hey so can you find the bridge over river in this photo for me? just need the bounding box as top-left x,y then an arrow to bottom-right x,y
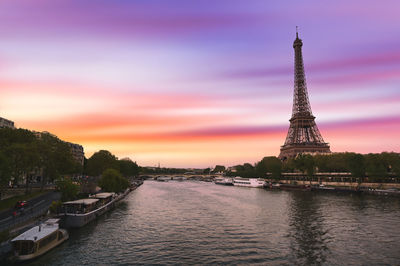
139,174 -> 223,181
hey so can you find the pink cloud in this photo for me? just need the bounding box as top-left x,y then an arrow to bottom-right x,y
222,50 -> 400,80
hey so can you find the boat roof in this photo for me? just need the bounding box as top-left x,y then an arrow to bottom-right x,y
93,192 -> 115,199
63,198 -> 99,205
12,219 -> 59,242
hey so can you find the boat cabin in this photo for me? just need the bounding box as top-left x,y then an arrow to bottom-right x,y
91,192 -> 115,205
62,198 -> 99,214
11,219 -> 66,259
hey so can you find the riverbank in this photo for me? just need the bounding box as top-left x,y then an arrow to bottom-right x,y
263,179 -> 400,196
0,181 -> 143,261
274,179 -> 400,189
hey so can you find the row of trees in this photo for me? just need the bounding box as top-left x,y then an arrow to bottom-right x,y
224,152 -> 400,181
283,152 -> 400,179
84,150 -> 140,178
50,150 -> 139,201
0,128 -> 81,192
84,150 -> 139,193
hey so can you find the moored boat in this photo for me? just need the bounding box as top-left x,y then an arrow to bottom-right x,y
61,191 -> 129,228
364,188 -> 400,196
314,184 -> 335,191
11,219 -> 68,261
233,177 -> 265,188
265,182 -> 281,189
214,177 -> 234,186
279,183 -> 311,191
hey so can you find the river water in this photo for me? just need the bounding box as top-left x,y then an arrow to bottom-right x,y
14,181 -> 400,265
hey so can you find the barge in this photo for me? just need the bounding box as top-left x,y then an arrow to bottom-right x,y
11,219 -> 68,261
61,190 -> 130,228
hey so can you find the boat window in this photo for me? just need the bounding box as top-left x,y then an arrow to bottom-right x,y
58,231 -> 63,240
38,232 -> 58,250
13,241 -> 34,255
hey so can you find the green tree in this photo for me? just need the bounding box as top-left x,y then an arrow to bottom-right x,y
347,153 -> 365,181
212,165 -> 226,173
118,158 -> 140,177
36,133 -> 77,188
365,153 -> 387,181
98,168 -> 129,193
381,152 -> 400,177
56,178 -> 80,202
282,158 -> 296,173
0,152 -> 11,199
86,150 -> 119,176
203,168 -> 211,174
294,154 -> 315,177
256,156 -> 282,180
6,143 -> 40,193
0,128 -> 81,191
228,163 -> 257,178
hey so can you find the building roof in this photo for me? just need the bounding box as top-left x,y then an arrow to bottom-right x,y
12,219 -> 59,242
93,192 -> 115,199
63,198 -> 99,205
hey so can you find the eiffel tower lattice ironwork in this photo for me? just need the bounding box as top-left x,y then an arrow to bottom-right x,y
279,31 -> 331,160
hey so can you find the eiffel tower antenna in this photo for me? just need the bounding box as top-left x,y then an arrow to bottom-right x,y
279,31 -> 331,160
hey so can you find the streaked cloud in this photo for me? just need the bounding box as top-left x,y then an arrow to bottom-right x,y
0,0 -> 399,167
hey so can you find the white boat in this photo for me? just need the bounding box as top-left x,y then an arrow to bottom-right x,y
233,177 -> 266,188
214,177 -> 233,186
11,219 -> 68,261
61,191 -> 129,228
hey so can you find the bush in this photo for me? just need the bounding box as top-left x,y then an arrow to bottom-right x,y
49,200 -> 62,214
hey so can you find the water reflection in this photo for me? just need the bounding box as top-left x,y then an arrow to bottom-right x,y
287,191 -> 330,265
3,182 -> 400,265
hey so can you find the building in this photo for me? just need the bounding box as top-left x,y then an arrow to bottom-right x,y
279,31 -> 331,160
0,117 -> 15,129
67,142 -> 85,166
34,131 -> 84,165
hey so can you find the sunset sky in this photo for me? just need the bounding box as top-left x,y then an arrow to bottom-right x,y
0,0 -> 399,167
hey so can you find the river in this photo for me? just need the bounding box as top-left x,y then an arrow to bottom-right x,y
11,180 -> 400,265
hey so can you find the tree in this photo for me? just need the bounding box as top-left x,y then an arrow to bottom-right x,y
203,168 -> 211,174
56,178 -> 80,202
118,158 -> 140,177
282,158 -> 296,173
0,152 -> 11,199
294,154 -> 315,177
256,156 -> 282,180
86,150 -> 119,176
6,143 -> 40,193
212,165 -> 226,173
0,128 -> 81,191
36,133 -> 78,188
98,169 -> 129,193
365,153 -> 387,181
227,163 -> 257,178
381,152 -> 400,177
347,153 -> 365,181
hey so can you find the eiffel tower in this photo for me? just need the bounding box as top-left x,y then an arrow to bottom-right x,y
279,30 -> 331,160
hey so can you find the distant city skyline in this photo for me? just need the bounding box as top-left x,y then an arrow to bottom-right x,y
0,0 -> 399,167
